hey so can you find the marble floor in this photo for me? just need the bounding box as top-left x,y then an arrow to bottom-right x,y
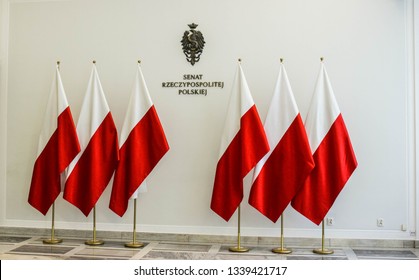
0,235 -> 418,260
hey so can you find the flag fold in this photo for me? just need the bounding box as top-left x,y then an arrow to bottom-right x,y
109,64 -> 169,217
291,63 -> 358,225
249,63 -> 314,223
210,63 -> 269,221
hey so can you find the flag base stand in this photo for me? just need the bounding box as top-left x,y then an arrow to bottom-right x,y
43,238 -> 62,244
229,246 -> 249,253
85,206 -> 104,246
43,202 -> 63,244
272,247 -> 292,254
228,205 -> 249,253
85,239 -> 104,246
272,215 -> 292,254
124,199 -> 145,249
125,241 -> 144,248
313,220 -> 334,255
313,248 -> 334,255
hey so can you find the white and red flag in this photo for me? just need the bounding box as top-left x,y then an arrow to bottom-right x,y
64,63 -> 119,216
28,65 -> 80,215
291,62 -> 358,225
249,63 -> 314,223
109,64 -> 169,217
210,62 -> 269,221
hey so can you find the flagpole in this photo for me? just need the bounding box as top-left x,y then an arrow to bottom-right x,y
313,220 -> 334,255
43,61 -> 64,245
125,198 -> 144,248
229,205 -> 249,252
123,60 -> 145,249
83,60 -> 103,246
272,214 -> 292,254
85,206 -> 104,246
43,202 -> 63,244
271,58 -> 291,254
228,58 -> 248,253
312,57 -> 333,255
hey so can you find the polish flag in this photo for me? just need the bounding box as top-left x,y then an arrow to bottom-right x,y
109,64 -> 169,217
64,64 -> 119,216
28,65 -> 80,215
291,62 -> 358,225
210,62 -> 269,222
248,63 -> 314,223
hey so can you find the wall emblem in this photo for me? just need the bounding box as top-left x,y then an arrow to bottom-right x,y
181,23 -> 205,66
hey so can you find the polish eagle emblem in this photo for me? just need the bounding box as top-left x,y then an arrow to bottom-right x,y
181,23 -> 205,66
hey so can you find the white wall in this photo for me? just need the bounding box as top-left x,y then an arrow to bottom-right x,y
0,0 -> 416,240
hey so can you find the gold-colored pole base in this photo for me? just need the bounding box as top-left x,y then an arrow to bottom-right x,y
313,248 -> 334,255
42,238 -> 63,244
229,246 -> 249,253
124,241 -> 144,248
272,247 -> 292,254
85,239 -> 104,246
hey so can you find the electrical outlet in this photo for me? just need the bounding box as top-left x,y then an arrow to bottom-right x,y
326,217 -> 334,226
377,218 -> 384,227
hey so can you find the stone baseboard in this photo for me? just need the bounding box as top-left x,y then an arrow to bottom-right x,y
0,226 -> 415,248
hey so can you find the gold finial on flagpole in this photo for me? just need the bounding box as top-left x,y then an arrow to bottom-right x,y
56,61 -> 60,66
280,58 -> 284,63
320,57 -> 324,62
137,60 -> 141,64
238,58 -> 241,63
93,60 -> 96,64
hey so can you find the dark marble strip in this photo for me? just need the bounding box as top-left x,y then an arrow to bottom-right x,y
70,255 -> 131,260
11,245 -> 74,254
286,256 -> 348,260
0,236 -> 31,243
353,249 -> 418,259
215,254 -> 274,260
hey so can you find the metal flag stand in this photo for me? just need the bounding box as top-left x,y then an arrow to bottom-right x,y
271,214 -> 292,254
313,220 -> 334,255
85,206 -> 104,246
124,198 -> 144,248
43,202 -> 63,244
229,205 -> 249,253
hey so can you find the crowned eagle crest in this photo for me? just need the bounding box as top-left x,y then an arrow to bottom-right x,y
181,23 -> 205,66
